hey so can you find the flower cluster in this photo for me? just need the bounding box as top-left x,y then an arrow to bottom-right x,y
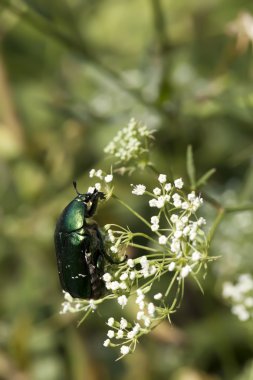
88,168 -> 113,195
60,291 -> 97,314
103,288 -> 168,358
223,274 -> 253,321
98,175 -> 210,356
104,118 -> 154,170
130,175 -> 207,279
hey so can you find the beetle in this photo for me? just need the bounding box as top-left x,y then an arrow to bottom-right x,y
54,181 -> 112,299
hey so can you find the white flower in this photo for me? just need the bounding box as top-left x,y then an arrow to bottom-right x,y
149,199 -> 158,207
232,305 -> 250,321
136,292 -> 145,305
158,174 -> 167,183
148,302 -> 155,316
103,273 -> 112,282
156,196 -> 165,208
111,281 -> 120,290
120,345 -> 130,355
103,339 -> 110,347
159,235 -> 168,245
192,251 -> 201,261
168,262 -> 175,271
171,239 -> 180,253
151,216 -> 159,224
127,258 -> 135,268
170,214 -> 179,223
137,311 -> 144,320
129,271 -> 136,280
87,186 -> 95,194
183,226 -> 190,236
173,198 -> 182,208
140,256 -> 149,268
118,295 -> 128,308
222,282 -> 235,299
95,169 -> 103,178
89,169 -> 96,178
151,224 -> 159,231
107,330 -> 115,338
116,329 -> 124,339
120,273 -> 128,281
180,265 -> 191,278
119,282 -> 127,290
110,246 -> 118,253
120,318 -> 128,329
174,230 -> 183,239
153,187 -> 161,195
154,293 -> 162,300
174,178 -> 184,189
132,184 -> 146,195
181,201 -> 189,210
127,324 -> 140,339
164,183 -> 172,191
104,174 -> 113,183
197,217 -> 206,226
149,265 -> 157,275
95,182 -> 101,191
181,216 -> 188,224
107,317 -> 115,326
144,316 -> 151,327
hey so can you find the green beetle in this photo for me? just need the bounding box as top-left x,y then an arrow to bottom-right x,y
54,182 -> 109,299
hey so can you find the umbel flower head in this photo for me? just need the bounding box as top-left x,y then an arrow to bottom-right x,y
104,118 -> 155,173
223,274 -> 253,321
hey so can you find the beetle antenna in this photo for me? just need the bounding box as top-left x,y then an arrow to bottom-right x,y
73,181 -> 81,195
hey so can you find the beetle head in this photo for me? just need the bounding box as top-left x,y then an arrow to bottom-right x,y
73,181 -> 105,203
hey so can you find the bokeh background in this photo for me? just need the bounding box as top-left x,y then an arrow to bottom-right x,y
0,0 -> 253,379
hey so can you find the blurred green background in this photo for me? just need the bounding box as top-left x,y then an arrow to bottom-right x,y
0,0 -> 253,379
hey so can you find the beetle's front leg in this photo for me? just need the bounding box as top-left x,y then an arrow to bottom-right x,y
87,191 -> 105,217
95,227 -> 127,264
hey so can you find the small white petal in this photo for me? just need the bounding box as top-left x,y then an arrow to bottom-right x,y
154,293 -> 162,300
180,265 -> 191,278
168,262 -> 176,271
103,339 -> 110,347
127,258 -> 135,268
174,178 -> 184,189
107,330 -> 115,338
107,317 -> 115,326
158,174 -> 167,183
104,174 -> 113,183
120,345 -> 130,355
153,187 -> 161,195
159,235 -> 168,245
132,184 -> 146,195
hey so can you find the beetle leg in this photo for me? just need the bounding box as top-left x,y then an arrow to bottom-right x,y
95,227 -> 127,264
87,191 -> 105,217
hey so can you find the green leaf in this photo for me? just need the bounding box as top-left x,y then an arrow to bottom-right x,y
196,168 -> 216,188
186,145 -> 196,188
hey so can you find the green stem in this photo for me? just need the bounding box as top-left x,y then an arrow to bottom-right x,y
207,208 -> 225,243
225,204 -> 253,213
165,270 -> 178,297
132,232 -> 158,244
129,243 -> 157,253
112,194 -> 152,229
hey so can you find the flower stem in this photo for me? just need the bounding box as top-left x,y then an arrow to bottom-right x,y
207,208 -> 225,243
112,194 -> 152,229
